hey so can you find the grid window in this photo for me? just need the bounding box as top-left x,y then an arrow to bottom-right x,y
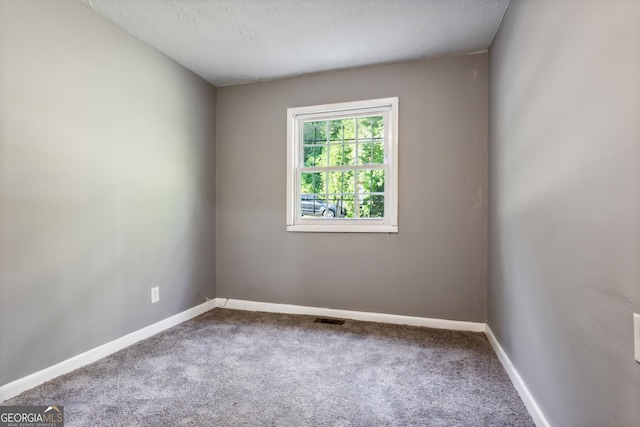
286,98 -> 398,233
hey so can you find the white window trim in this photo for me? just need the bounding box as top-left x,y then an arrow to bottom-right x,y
286,97 -> 399,233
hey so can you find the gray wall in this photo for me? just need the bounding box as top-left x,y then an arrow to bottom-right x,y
0,0 -> 216,386
488,1 -> 640,425
216,55 -> 488,321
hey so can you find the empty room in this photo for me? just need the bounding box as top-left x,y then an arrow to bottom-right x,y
1,0 -> 639,426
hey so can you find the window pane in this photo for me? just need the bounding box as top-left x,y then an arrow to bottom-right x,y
329,170 -> 355,193
323,193 -> 353,218
303,121 -> 327,145
372,116 -> 384,140
330,118 -> 356,143
357,117 -> 372,140
360,195 -> 385,218
303,145 -> 326,167
358,116 -> 384,141
358,142 -> 384,165
372,142 -> 384,163
357,169 -> 385,193
300,193 -> 329,217
329,143 -> 355,166
301,172 -> 325,195
357,116 -> 381,140
328,195 -> 354,218
359,143 -> 373,164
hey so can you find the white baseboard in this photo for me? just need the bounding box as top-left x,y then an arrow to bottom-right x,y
485,326 -> 550,427
213,298 -> 486,332
0,300 -> 216,403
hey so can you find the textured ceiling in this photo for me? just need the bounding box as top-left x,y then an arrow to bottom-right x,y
81,0 -> 510,87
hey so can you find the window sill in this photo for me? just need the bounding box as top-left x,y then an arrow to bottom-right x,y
286,224 -> 398,233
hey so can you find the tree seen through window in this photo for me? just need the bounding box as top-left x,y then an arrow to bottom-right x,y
301,115 -> 385,218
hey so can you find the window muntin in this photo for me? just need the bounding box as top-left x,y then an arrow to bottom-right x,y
287,98 -> 398,233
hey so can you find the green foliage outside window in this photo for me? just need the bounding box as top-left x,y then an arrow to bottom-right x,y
301,116 -> 385,218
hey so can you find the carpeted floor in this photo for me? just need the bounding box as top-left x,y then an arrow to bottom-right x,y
3,309 -> 534,426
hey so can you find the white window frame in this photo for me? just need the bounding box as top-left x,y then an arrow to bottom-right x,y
286,97 -> 398,233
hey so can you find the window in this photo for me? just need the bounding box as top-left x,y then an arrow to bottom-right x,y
286,97 -> 398,233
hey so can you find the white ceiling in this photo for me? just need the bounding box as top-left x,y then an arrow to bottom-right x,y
81,0 -> 510,87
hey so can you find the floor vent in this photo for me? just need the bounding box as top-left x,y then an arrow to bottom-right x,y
314,317 -> 345,325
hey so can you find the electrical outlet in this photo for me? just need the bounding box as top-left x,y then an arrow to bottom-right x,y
151,287 -> 159,304
634,313 -> 639,363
